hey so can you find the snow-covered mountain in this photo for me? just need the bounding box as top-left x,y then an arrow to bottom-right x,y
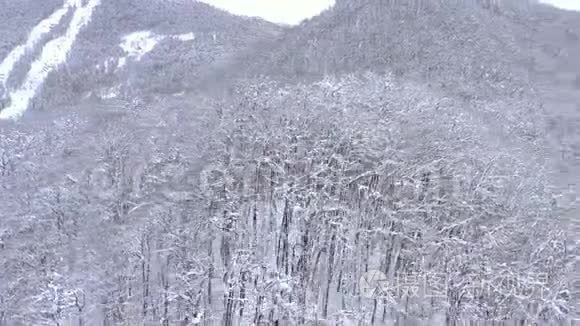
0,1 -> 578,325
222,0 -> 580,203
0,0 -> 280,119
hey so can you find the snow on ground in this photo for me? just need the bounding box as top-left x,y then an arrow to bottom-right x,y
0,0 -> 101,120
119,31 -> 165,66
173,32 -> 196,41
117,57 -> 127,69
0,0 -> 78,97
98,85 -> 121,99
96,57 -> 118,74
116,31 -> 196,70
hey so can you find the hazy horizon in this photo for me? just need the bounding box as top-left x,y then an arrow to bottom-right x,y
201,0 -> 580,25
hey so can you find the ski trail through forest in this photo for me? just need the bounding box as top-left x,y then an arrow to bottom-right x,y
0,0 -> 101,120
0,0 -> 76,96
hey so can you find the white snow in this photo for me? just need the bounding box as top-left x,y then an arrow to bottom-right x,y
95,57 -> 121,73
0,0 -> 78,96
117,57 -> 127,69
0,0 -> 101,120
119,31 -> 165,62
116,31 -> 195,70
99,85 -> 120,99
172,32 -> 196,42
191,312 -> 203,324
107,58 -> 116,72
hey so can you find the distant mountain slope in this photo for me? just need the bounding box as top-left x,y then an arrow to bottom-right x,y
0,0 -> 65,102
0,0 -> 101,120
0,0 -> 281,117
212,2 -> 580,251
39,0 -> 281,107
225,0 -> 538,99
218,0 -> 580,161
0,0 -> 63,60
205,0 -> 565,171
524,5 -> 580,267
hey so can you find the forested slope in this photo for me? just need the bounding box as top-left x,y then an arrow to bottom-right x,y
1,73 -> 573,324
0,0 -> 577,325
38,0 -> 280,108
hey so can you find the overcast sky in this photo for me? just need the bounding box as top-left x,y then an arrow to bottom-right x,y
200,0 -> 335,25
540,0 -> 580,11
201,0 -> 580,25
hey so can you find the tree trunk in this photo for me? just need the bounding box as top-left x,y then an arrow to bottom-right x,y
323,232 -> 336,318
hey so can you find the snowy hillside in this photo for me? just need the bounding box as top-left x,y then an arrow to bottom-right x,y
0,0 -> 101,120
0,0 -> 578,325
0,0 -> 280,119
